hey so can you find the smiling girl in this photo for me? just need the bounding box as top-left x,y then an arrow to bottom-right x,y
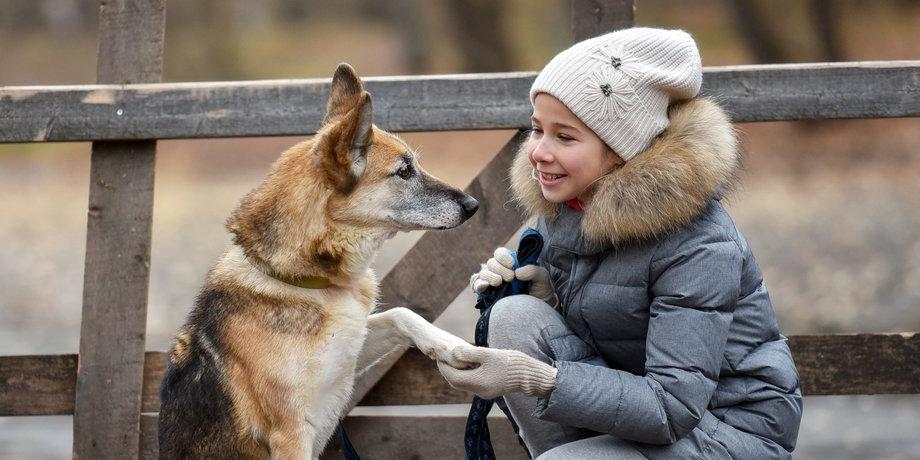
438,28 -> 803,459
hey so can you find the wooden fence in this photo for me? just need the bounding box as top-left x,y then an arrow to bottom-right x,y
1,0 -> 919,458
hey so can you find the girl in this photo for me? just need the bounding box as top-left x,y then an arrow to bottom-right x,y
438,28 -> 803,459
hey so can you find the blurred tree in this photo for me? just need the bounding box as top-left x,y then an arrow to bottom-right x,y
361,0 -> 431,73
278,0 -> 313,22
445,0 -> 514,72
0,1 -> 44,32
165,0 -> 245,80
726,0 -> 789,63
726,0 -> 847,63
40,0 -> 86,40
809,0 -> 845,61
391,0 -> 430,74
202,0 -> 245,78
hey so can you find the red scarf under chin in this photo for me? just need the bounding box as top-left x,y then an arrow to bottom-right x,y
565,198 -> 584,211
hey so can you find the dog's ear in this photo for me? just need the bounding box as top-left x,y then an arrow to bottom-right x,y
318,91 -> 373,193
324,63 -> 365,124
347,92 -> 373,181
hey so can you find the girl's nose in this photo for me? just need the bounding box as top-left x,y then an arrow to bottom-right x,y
530,138 -> 554,163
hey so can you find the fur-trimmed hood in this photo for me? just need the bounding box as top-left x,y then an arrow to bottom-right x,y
510,97 -> 739,245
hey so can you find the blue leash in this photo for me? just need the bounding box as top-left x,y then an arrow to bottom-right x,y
465,228 -> 544,460
337,423 -> 360,460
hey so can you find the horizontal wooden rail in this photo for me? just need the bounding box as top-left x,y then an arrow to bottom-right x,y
1,61 -> 917,143
134,413 -> 528,460
2,332 -> 917,416
0,352 -> 164,416
326,414 -> 527,459
363,332 -> 920,403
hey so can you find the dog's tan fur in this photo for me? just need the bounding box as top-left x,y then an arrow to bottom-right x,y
158,64 -> 477,459
510,97 -> 739,244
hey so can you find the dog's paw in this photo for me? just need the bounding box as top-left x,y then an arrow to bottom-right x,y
417,333 -> 473,368
442,343 -> 480,369
433,341 -> 479,370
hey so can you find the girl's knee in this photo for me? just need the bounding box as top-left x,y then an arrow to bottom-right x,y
488,295 -> 562,350
490,295 -> 558,331
537,435 -> 646,460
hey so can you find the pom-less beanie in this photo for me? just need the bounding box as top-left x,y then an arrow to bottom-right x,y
530,27 -> 703,161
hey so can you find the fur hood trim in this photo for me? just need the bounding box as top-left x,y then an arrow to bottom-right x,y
510,98 -> 739,244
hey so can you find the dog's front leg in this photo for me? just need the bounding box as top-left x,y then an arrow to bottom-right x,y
354,309 -> 414,378
357,307 -> 472,376
268,422 -> 316,460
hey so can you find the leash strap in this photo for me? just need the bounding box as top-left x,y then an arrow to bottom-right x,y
338,422 -> 361,460
465,228 -> 544,460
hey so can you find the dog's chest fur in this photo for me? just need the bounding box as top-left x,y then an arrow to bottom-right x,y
213,247 -> 378,452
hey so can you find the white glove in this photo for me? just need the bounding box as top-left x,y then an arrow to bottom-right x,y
469,248 -> 560,308
437,345 -> 557,399
514,264 -> 559,308
469,247 -> 516,293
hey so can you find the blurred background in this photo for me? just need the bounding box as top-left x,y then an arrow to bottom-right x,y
1,0 -> 919,458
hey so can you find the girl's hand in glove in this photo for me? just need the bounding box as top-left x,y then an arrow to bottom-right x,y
436,346 -> 557,400
469,247 -> 516,293
469,248 -> 559,308
513,264 -> 559,308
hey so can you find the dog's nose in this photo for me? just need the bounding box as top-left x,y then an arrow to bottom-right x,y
459,195 -> 479,219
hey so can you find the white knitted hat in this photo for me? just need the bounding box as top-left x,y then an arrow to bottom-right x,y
530,27 -> 703,161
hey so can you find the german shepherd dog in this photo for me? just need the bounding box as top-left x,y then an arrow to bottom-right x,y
158,64 -> 478,459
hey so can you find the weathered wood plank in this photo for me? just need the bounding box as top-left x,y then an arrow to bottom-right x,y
75,141 -> 158,455
704,62 -> 920,123
2,333 -> 919,416
0,354 -> 77,416
142,351 -> 167,414
139,413 -> 159,460
0,353 -> 164,416
320,414 -> 528,459
0,73 -> 534,142
73,1 -> 165,458
571,0 -> 635,41
363,333 -> 920,403
133,413 -> 527,460
791,333 -> 920,396
2,62 -> 918,143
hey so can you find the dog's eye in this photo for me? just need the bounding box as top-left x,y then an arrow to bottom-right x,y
396,164 -> 413,180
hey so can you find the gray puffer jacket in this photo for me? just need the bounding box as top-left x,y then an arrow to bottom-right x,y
509,98 -> 802,458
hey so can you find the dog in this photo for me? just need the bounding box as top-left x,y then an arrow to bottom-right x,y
157,63 -> 479,459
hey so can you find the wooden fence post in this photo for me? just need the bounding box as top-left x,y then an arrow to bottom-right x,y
73,1 -> 166,458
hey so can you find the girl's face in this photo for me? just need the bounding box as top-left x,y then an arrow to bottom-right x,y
528,93 -> 624,203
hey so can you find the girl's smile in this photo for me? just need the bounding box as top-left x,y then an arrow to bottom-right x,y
537,170 -> 567,187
